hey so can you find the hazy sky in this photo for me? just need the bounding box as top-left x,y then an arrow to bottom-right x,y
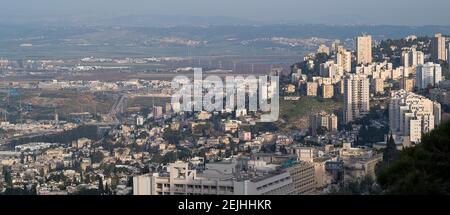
2,0 -> 450,25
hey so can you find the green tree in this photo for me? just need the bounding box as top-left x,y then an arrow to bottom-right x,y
163,128 -> 181,145
329,176 -> 382,195
377,120 -> 450,194
2,166 -> 13,188
317,126 -> 328,136
97,176 -> 104,195
383,134 -> 398,165
90,151 -> 105,163
104,183 -> 111,195
166,151 -> 178,163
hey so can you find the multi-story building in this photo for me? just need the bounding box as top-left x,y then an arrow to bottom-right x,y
389,90 -> 442,143
401,48 -> 424,67
317,44 -> 330,55
343,74 -> 370,123
339,143 -> 383,182
309,112 -> 338,136
294,147 -> 318,163
356,35 -> 372,65
335,49 -> 352,73
133,161 -> 237,195
285,162 -> 316,195
286,84 -> 296,93
153,106 -> 163,118
331,40 -> 344,54
355,61 -> 393,80
136,116 -> 144,126
133,159 -> 315,195
416,62 -> 442,90
165,102 -> 172,114
371,78 -> 384,94
306,82 -> 318,96
238,131 -> 252,141
291,147 -> 338,189
320,60 -> 344,78
400,78 -> 415,92
431,33 -> 447,61
321,84 -> 334,99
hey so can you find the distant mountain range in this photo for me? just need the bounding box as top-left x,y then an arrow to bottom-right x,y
96,15 -> 259,27
2,14 -> 450,29
0,21 -> 449,59
0,14 -> 259,27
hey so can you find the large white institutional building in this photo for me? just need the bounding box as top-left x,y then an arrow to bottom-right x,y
133,158 -> 316,195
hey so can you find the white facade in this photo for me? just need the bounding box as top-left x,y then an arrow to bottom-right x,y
133,160 -> 299,195
335,49 -> 352,73
431,33 -> 447,61
356,35 -> 372,65
389,90 -> 441,143
416,62 -> 442,90
343,74 -> 370,123
136,116 -> 144,126
309,112 -> 338,136
401,48 -> 424,67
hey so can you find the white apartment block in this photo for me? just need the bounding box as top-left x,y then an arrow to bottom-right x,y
355,61 -> 411,81
335,49 -> 352,73
306,82 -> 319,96
389,90 -> 441,143
320,60 -> 344,78
401,48 -> 424,67
356,35 -> 372,65
416,62 -> 442,90
343,74 -> 370,123
309,112 -> 338,136
431,33 -> 447,61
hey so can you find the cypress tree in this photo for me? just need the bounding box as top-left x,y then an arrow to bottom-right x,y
98,176 -> 104,195
384,133 -> 398,166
